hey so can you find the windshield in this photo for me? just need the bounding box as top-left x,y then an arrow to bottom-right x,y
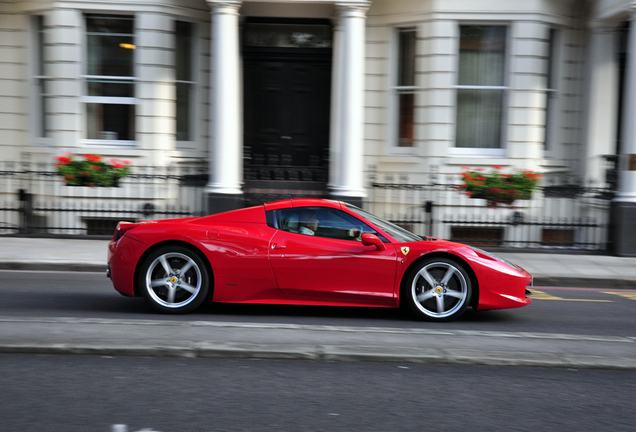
347,205 -> 423,243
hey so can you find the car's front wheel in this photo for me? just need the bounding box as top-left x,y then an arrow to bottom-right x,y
403,257 -> 472,321
139,246 -> 209,314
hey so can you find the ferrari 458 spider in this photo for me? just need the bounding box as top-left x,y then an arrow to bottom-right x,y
107,198 -> 532,321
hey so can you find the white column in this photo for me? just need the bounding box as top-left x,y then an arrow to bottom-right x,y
329,2 -> 369,200
329,17 -> 343,190
206,0 -> 243,196
47,9 -> 82,153
584,26 -> 618,186
616,15 -> 636,202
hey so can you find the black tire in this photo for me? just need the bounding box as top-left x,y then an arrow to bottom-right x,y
138,245 -> 210,314
402,257 -> 472,321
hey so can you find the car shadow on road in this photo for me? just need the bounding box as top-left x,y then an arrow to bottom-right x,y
30,291 -> 522,327
193,302 -> 519,327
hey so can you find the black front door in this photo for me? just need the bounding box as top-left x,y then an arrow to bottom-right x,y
243,44 -> 332,203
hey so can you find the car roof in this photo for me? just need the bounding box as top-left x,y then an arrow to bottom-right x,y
264,198 -> 343,211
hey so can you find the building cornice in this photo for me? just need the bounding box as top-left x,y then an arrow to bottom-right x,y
335,1 -> 371,13
206,0 -> 242,11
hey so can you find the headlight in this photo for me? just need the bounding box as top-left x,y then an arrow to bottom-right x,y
469,246 -> 523,272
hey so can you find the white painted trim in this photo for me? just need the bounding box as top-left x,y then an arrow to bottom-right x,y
82,96 -> 136,104
83,139 -> 136,147
448,147 -> 506,158
80,75 -> 137,81
454,85 -> 508,90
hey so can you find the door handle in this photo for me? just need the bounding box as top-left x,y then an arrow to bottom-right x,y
281,136 -> 292,139
271,243 -> 286,250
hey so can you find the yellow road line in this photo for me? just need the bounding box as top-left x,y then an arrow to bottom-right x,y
603,292 -> 636,301
530,290 -> 612,302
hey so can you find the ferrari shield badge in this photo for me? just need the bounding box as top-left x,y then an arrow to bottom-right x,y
401,246 -> 410,256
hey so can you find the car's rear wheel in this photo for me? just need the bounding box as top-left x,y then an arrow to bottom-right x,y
139,246 -> 209,314
403,257 -> 471,321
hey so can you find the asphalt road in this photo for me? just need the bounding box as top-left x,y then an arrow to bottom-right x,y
1,271 -> 635,431
1,270 -> 635,337
1,354 -> 635,432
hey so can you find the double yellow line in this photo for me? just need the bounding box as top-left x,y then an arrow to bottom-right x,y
530,290 -> 611,302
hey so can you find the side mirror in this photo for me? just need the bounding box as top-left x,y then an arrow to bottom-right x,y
361,233 -> 386,251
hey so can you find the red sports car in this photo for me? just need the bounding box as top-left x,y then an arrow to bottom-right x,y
107,198 -> 532,321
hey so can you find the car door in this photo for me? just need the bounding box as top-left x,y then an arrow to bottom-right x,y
268,207 -> 398,306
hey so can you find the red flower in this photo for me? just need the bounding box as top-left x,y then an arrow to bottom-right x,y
55,156 -> 71,165
493,165 -> 503,170
84,154 -> 102,163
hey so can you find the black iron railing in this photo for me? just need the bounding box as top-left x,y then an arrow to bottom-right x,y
367,167 -> 616,251
0,162 -> 207,237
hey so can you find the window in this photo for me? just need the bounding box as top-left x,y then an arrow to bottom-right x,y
544,28 -> 559,152
394,28 -> 416,147
243,22 -> 332,48
348,205 -> 422,243
455,25 -> 507,149
84,15 -> 135,143
176,21 -> 194,142
32,15 -> 48,138
270,207 -> 383,241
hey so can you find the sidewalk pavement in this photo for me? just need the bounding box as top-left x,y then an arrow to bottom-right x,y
1,237 -> 635,289
1,237 -> 635,369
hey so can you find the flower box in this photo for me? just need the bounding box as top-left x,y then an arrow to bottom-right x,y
55,154 -> 132,188
458,166 -> 542,207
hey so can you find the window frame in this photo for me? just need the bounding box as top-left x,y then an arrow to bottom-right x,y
81,13 -> 137,147
389,26 -> 418,154
450,23 -> 510,158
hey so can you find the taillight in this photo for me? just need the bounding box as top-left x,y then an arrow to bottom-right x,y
113,221 -> 139,241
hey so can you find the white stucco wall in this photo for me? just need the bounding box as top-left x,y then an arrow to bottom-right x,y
0,0 -> 211,166
0,0 -> 631,190
364,0 -> 589,186
0,4 -> 30,161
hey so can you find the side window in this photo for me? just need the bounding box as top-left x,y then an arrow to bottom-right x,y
273,207 -> 385,241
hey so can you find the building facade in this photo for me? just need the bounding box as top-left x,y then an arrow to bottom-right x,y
1,0 -> 636,253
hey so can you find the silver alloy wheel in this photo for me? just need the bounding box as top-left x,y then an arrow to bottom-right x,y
144,252 -> 202,309
411,261 -> 468,319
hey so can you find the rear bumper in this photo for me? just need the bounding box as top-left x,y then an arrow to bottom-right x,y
107,235 -> 147,297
